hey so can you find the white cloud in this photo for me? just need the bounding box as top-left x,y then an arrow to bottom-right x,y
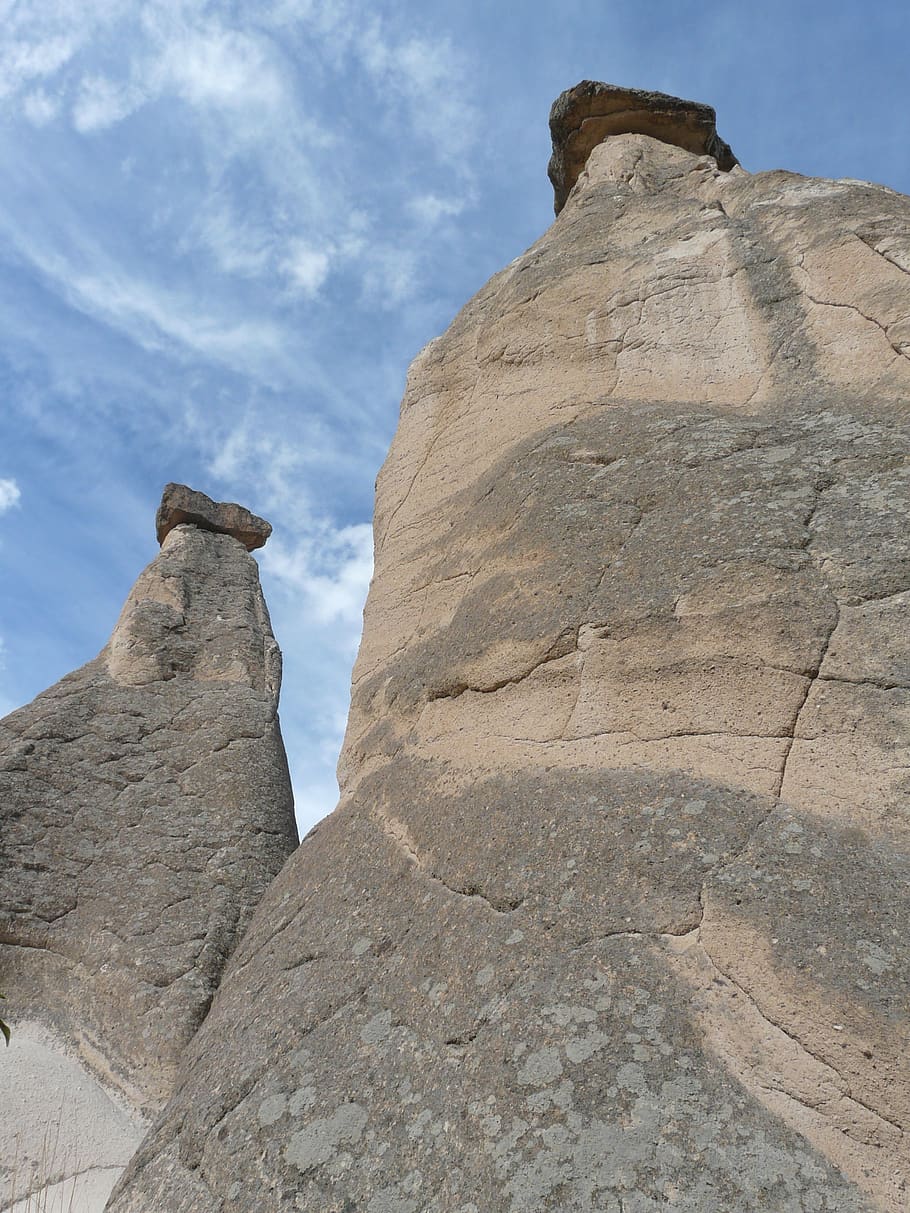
154,23 -> 284,114
361,245 -> 418,306
23,88 -> 60,125
264,522 -> 373,632
73,73 -> 141,132
10,231 -> 288,377
72,267 -> 283,369
283,241 -> 332,297
206,426 -> 331,518
355,21 -> 478,167
408,192 -> 466,226
0,34 -> 76,99
0,478 -> 21,512
183,204 -> 271,278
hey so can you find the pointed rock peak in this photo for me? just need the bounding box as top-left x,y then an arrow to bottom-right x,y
548,79 -> 738,213
156,482 -> 272,551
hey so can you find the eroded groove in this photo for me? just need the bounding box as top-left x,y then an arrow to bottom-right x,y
697,938 -> 904,1139
683,932 -> 907,1209
572,924 -> 703,950
370,807 -> 523,914
855,230 -> 910,277
426,628 -> 579,702
805,291 -> 910,361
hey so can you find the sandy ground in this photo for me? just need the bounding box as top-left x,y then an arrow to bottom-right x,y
0,1022 -> 147,1212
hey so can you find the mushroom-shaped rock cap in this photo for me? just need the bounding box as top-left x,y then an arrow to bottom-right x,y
548,80 -> 738,214
156,483 -> 272,551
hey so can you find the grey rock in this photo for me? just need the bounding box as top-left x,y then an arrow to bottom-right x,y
155,481 -> 272,551
548,79 -> 738,213
112,97 -> 909,1210
0,520 -> 297,1124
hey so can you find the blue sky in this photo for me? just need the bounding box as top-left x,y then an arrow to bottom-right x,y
1,0 -> 908,832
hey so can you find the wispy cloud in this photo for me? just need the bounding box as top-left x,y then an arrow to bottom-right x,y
408,192 -> 468,226
0,32 -> 77,99
52,257 -> 285,375
264,522 -> 373,633
283,242 -> 332,298
22,88 -> 60,125
72,72 -> 141,131
0,0 -> 481,832
152,20 -> 285,114
0,478 -> 21,513
0,1 -> 480,305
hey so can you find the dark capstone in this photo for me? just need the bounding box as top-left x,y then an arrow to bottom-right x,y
548,79 -> 738,213
156,482 -> 272,551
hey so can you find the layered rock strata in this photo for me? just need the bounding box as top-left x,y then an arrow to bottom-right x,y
548,79 -> 738,213
0,488 -> 297,1210
112,93 -> 909,1210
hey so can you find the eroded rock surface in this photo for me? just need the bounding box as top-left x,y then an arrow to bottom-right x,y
549,79 -> 738,213
112,100 -> 909,1211
0,501 -> 297,1209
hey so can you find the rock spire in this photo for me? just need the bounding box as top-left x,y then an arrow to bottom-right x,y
0,486 -> 297,1211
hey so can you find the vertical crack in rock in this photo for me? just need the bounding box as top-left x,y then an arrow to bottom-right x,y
775,492 -> 841,802
775,603 -> 840,800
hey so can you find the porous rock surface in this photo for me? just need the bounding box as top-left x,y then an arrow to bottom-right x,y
112,98 -> 909,1210
0,501 -> 297,1209
549,80 -> 738,214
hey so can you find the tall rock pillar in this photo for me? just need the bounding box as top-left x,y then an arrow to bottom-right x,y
110,86 -> 910,1212
0,485 -> 298,1211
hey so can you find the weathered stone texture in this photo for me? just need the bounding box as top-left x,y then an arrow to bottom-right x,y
156,482 -> 272,551
548,80 -> 738,213
0,514 -> 297,1206
112,104 -> 909,1211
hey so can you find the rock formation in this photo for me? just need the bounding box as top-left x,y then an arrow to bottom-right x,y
72,85 -> 910,1211
0,487 -> 297,1211
155,482 -> 272,551
548,80 -> 738,213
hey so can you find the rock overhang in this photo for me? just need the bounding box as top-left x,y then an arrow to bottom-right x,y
156,482 -> 272,551
548,79 -> 739,214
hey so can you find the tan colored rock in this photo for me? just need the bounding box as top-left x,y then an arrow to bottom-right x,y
0,509 -> 297,1209
548,79 -> 738,213
155,481 -> 272,551
112,94 -> 909,1211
